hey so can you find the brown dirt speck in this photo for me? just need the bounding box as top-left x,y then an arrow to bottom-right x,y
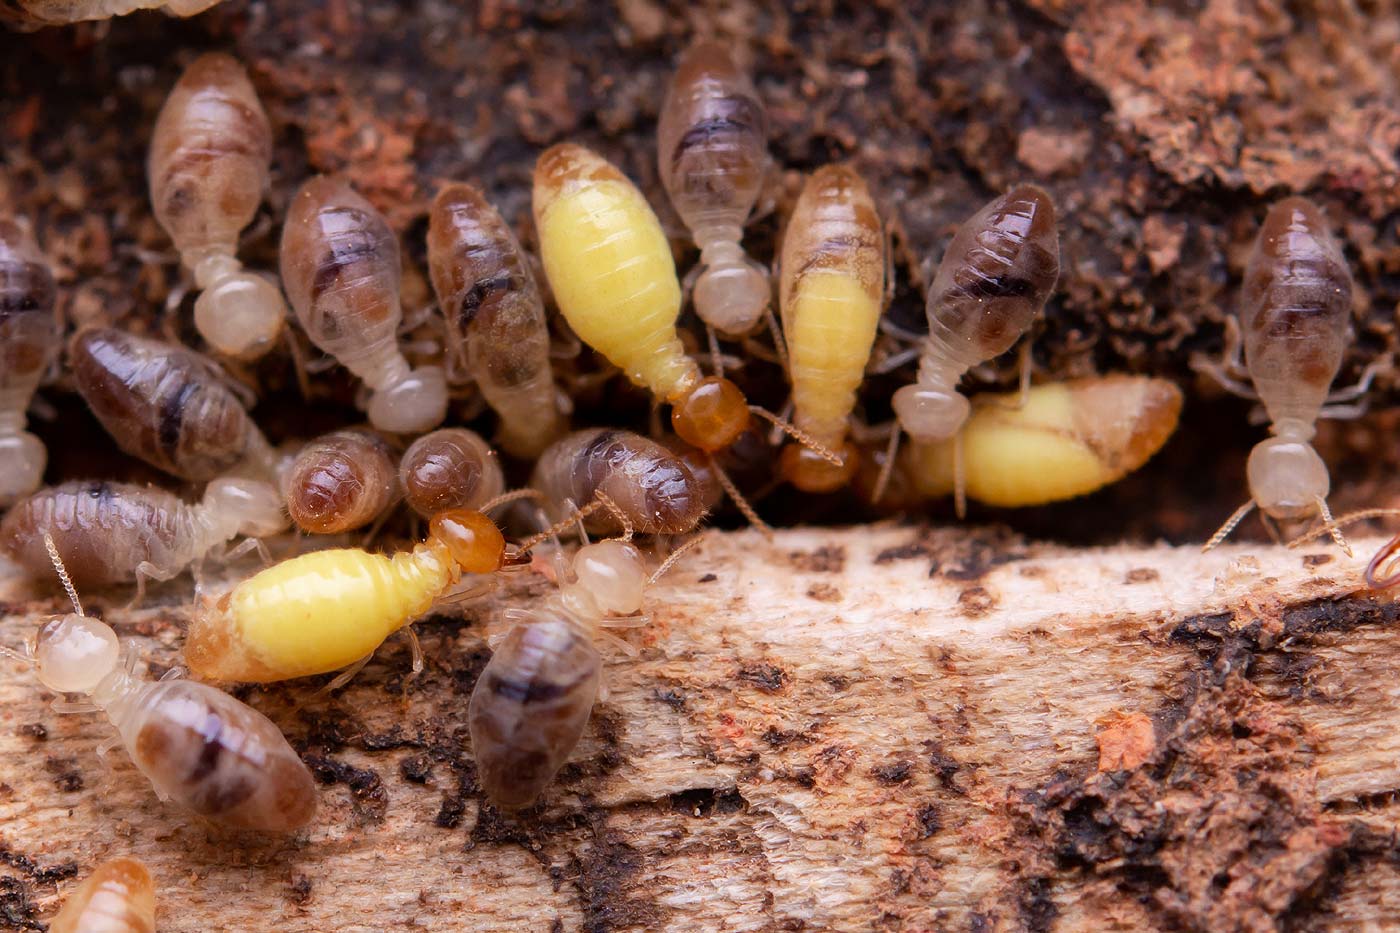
957,586 -> 998,618
787,546 -> 846,574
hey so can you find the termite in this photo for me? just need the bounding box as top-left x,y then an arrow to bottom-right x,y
426,183 -> 564,457
149,52 -> 287,360
866,376 -> 1182,508
3,536 -> 317,832
1203,197 -> 1355,551
658,40 -> 771,337
48,857 -> 155,933
470,537 -> 698,809
399,427 -> 504,519
881,185 -> 1060,512
1,0 -> 220,30
778,164 -> 886,492
531,428 -> 708,536
69,327 -> 279,484
0,218 -> 59,507
0,478 -> 286,595
285,429 -> 397,534
280,176 -> 448,434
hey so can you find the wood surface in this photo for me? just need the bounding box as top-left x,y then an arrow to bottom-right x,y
3,524 -> 1399,931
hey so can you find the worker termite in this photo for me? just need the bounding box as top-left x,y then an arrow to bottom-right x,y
285,429 -> 397,534
1203,196 -> 1355,551
880,185 -> 1060,511
69,327 -> 279,484
531,428 -> 708,536
427,183 -> 564,457
280,176 -> 448,434
658,41 -> 771,337
470,537 -> 698,809
0,218 -> 59,507
778,164 -> 886,492
2,535 -> 317,832
399,427 -> 504,519
0,478 -> 286,595
149,52 -> 287,360
48,857 -> 155,933
864,376 -> 1182,508
0,0 -> 220,30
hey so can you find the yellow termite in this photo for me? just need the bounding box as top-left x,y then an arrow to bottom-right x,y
778,164 -> 886,492
868,375 -> 1182,507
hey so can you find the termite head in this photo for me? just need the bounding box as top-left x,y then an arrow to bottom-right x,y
35,613 -> 119,694
573,540 -> 646,615
891,385 -> 970,442
695,248 -> 770,337
367,365 -> 449,435
1247,435 -> 1328,521
204,477 -> 288,538
780,440 -> 858,494
670,376 -> 751,452
430,508 -> 506,574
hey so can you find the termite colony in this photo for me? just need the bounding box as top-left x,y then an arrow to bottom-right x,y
3,5 -> 1391,925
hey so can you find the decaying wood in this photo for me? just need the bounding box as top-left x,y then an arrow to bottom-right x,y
2,524 -> 1400,931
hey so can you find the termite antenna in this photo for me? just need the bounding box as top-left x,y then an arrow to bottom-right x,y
747,406 -> 842,466
43,533 -> 83,618
649,534 -> 706,586
708,454 -> 772,537
594,491 -> 634,543
1368,535 -> 1400,589
1203,500 -> 1256,553
870,427 -> 902,505
1288,507 -> 1400,549
1314,496 -> 1352,556
515,499 -> 606,556
480,488 -> 545,513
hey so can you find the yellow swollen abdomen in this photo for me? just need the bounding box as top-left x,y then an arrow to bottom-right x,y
785,271 -> 883,444
535,178 -> 692,397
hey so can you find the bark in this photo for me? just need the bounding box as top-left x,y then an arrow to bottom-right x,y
2,525 -> 1399,931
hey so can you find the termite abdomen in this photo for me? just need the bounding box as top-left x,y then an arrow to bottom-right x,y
399,428 -> 504,518
285,429 -> 396,534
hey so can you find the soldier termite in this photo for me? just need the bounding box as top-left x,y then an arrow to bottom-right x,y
1,535 -> 317,832
149,52 -> 287,360
69,327 -> 280,485
399,427 -> 504,519
1202,197 -> 1356,552
280,176 -> 449,434
0,218 -> 59,507
285,428 -> 397,535
0,478 -> 286,597
48,857 -> 156,933
778,164 -> 886,492
426,183 -> 565,457
0,0 -> 219,30
658,40 -> 771,337
864,376 -> 1182,508
878,185 -> 1060,513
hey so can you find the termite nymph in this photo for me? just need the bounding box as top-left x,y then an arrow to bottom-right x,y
0,217 -> 59,506
1204,196 -> 1354,551
48,857 -> 155,933
399,427 -> 504,519
427,183 -> 564,457
285,428 -> 396,534
281,176 -> 448,434
4,535 -> 317,832
882,186 -> 1059,509
149,52 -> 286,360
778,164 -> 886,492
69,327 -> 279,484
658,40 -> 771,336
1,478 -> 286,593
0,0 -> 220,30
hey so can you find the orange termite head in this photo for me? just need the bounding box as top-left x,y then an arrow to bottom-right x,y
779,440 -> 859,494
428,509 -> 506,574
669,376 -> 751,452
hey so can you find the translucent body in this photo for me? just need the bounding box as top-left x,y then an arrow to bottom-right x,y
0,478 -> 286,587
891,186 -> 1059,442
426,184 -> 562,457
532,143 -> 749,451
280,176 -> 447,434
185,509 -> 506,682
470,540 -> 646,808
29,614 -> 316,832
69,327 -> 277,483
0,218 -> 58,506
49,857 -> 155,933
658,41 -> 770,335
778,165 -> 885,491
149,52 -> 285,359
1,0 -> 219,30
285,429 -> 395,534
531,428 -> 707,535
399,428 -> 503,518
880,376 -> 1182,507
1239,197 -> 1352,519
